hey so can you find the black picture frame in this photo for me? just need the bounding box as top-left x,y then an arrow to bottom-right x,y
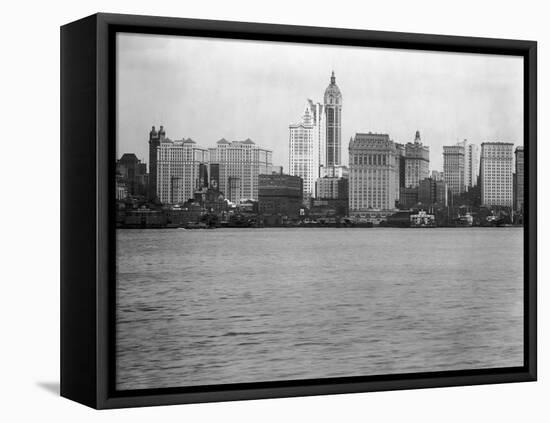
60,12 -> 537,409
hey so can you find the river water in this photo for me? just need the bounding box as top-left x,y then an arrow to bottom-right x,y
116,227 -> 523,390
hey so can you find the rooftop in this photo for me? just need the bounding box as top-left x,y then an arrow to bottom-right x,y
118,153 -> 140,163
350,133 -> 394,149
480,142 -> 515,145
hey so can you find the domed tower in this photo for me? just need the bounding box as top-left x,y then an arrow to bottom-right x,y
324,71 -> 342,166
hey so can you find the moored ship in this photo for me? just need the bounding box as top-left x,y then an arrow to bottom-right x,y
454,213 -> 474,227
410,210 -> 436,228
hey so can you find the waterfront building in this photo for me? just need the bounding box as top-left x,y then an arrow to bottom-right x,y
209,139 -> 272,204
480,142 -> 514,207
115,175 -> 128,200
515,146 -> 524,212
289,103 -> 317,199
349,133 -> 399,215
157,137 -> 209,204
404,130 -> 430,188
192,164 -> 228,214
258,173 -> 303,223
148,125 -> 166,201
385,210 -> 414,227
324,71 -> 342,167
316,176 -> 348,201
399,186 -> 419,209
193,187 -> 228,215
315,168 -> 349,216
116,153 -> 148,197
418,177 -> 448,207
119,209 -> 167,228
443,143 -> 465,195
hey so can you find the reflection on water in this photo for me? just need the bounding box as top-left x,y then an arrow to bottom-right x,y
116,227 -> 523,390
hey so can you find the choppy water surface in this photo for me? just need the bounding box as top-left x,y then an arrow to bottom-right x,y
116,228 -> 523,390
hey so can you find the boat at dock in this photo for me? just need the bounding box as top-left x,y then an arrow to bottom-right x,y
184,222 -> 211,229
454,213 -> 474,227
410,210 -> 436,228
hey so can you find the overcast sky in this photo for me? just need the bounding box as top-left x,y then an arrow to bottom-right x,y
116,33 -> 523,172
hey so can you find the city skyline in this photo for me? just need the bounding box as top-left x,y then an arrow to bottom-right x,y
117,33 -> 524,172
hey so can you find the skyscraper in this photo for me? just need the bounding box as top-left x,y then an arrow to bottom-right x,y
156,137 -> 209,204
209,139 -> 272,204
395,143 -> 406,188
324,71 -> 342,167
308,99 -> 325,171
456,139 -> 479,190
349,133 -> 399,214
443,143 -> 465,195
148,125 -> 165,201
289,72 -> 344,199
289,103 -> 316,198
480,142 -> 514,207
465,142 -> 480,189
515,146 -> 524,212
404,130 -> 430,188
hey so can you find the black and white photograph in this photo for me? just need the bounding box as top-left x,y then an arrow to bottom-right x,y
114,31 -> 526,391
4,0 -> 549,419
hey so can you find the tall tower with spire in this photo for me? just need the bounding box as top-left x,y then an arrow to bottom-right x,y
147,125 -> 165,202
289,102 -> 317,199
323,71 -> 343,167
404,130 -> 430,188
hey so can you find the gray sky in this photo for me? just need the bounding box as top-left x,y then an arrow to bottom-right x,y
116,33 -> 523,172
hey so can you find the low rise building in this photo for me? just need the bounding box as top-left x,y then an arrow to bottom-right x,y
316,176 -> 348,200
258,173 -> 303,224
399,186 -> 419,209
115,175 -> 128,200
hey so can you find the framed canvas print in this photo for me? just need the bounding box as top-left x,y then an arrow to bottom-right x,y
60,13 -> 537,409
